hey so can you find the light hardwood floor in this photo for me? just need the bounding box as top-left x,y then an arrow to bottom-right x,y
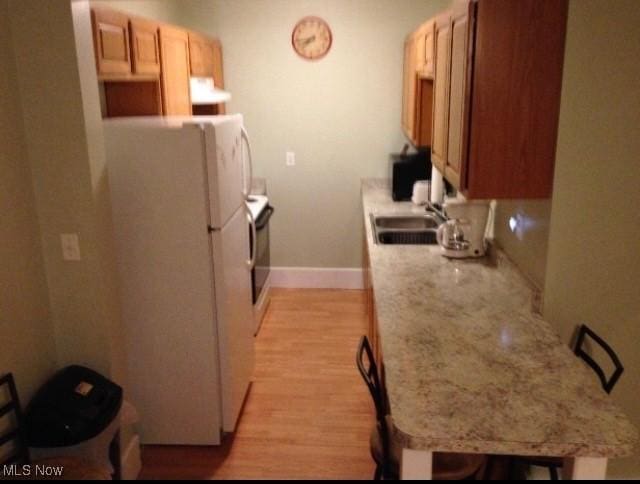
139,288 -> 375,479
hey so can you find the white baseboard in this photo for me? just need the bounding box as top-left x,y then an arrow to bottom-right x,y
270,267 -> 364,290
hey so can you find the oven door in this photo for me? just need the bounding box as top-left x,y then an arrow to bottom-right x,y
251,206 -> 273,304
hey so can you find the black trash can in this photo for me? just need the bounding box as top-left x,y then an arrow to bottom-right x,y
25,366 -> 123,473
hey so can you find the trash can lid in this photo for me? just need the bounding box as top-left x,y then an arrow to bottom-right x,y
26,366 -> 123,447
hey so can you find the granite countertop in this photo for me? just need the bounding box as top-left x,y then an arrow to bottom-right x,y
361,178 -> 638,458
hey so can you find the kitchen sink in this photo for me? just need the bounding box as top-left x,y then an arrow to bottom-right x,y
373,214 -> 441,230
370,213 -> 444,245
377,230 -> 438,245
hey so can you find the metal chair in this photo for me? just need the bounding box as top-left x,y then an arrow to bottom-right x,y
356,335 -> 391,480
574,324 -> 624,394
0,373 -> 30,467
522,324 -> 624,480
0,373 -> 112,480
356,336 -> 487,480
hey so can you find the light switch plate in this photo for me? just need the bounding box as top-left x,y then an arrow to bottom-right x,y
61,233 -> 81,261
286,151 -> 296,166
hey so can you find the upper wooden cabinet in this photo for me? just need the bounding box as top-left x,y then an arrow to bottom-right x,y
401,35 -> 418,143
443,3 -> 472,190
211,39 -> 225,91
92,8 -> 131,77
211,39 -> 226,114
91,8 -> 161,80
189,33 -> 226,113
402,31 -> 433,147
416,20 -> 435,79
426,0 -> 568,199
90,6 -> 227,117
130,18 -> 161,76
464,0 -> 568,198
188,33 -> 216,78
403,20 -> 436,148
159,25 -> 192,115
431,13 -> 452,170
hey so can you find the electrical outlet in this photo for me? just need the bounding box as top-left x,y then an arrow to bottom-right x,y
61,233 -> 81,261
286,151 -> 296,166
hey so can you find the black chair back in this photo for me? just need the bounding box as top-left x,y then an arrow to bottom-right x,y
574,325 -> 624,394
0,373 -> 30,467
357,335 -> 394,478
356,336 -> 386,421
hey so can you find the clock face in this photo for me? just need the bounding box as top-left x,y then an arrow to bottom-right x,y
292,16 -> 332,61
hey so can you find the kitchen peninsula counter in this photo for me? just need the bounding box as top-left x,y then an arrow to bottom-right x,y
361,178 -> 637,479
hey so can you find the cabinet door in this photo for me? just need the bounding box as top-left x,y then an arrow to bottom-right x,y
130,18 -> 161,76
188,35 -> 207,77
211,39 -> 226,114
415,28 -> 426,75
466,0 -> 567,198
92,8 -> 131,76
423,21 -> 435,78
159,26 -> 192,115
431,13 -> 452,173
415,78 -> 433,148
445,2 -> 474,190
402,38 -> 411,137
189,33 -> 216,78
211,39 -> 225,88
402,35 -> 418,144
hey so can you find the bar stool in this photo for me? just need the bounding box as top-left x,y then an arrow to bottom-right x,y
519,324 -> 625,480
356,336 -> 487,480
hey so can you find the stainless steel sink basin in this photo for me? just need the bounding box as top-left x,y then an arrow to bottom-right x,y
373,214 -> 441,230
370,213 -> 444,245
377,230 -> 438,245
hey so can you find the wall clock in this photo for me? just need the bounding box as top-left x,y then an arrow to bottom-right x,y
291,16 -> 332,61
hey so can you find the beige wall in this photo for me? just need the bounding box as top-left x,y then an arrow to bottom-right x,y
494,200 -> 552,288
0,0 -> 56,401
543,0 -> 640,477
91,0 -> 183,23
7,0 -> 126,384
175,0 -> 450,268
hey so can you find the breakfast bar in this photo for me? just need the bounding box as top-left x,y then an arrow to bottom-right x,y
361,179 -> 638,480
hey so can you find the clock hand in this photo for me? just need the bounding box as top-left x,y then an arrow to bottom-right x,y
297,35 -> 316,47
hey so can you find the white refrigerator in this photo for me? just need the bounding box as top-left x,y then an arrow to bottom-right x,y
104,115 -> 256,445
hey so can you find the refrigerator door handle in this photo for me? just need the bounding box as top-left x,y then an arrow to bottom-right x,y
245,202 -> 257,270
240,126 -> 253,201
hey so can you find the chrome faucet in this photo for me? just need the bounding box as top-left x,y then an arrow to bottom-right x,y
426,202 -> 447,222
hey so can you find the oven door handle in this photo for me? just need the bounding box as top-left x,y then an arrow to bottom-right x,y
255,206 -> 274,230
245,202 -> 257,270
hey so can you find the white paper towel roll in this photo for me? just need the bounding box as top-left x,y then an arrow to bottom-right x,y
430,165 -> 444,203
